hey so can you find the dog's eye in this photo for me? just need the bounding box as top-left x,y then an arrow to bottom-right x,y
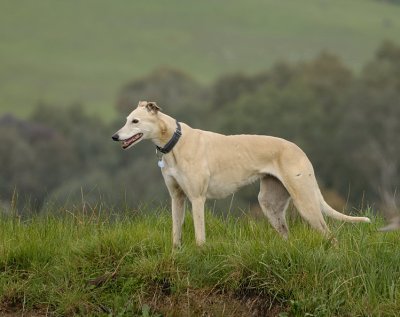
132,119 -> 139,124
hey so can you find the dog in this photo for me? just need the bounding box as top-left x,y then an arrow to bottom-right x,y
112,101 -> 371,247
379,216 -> 400,232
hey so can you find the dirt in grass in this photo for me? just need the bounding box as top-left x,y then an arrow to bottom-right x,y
0,294 -> 49,317
0,279 -> 286,316
142,284 -> 286,317
1,291 -> 284,316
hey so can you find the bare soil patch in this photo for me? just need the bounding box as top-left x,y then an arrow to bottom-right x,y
142,284 -> 286,317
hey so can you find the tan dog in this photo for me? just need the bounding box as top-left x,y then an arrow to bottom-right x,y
112,101 -> 371,247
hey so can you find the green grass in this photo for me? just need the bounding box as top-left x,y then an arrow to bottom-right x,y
1,0 -> 400,119
0,206 -> 399,316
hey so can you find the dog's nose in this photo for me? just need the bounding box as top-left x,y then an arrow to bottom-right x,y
112,134 -> 119,141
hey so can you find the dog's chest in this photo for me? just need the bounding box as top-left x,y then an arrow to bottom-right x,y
162,164 -> 189,190
162,165 -> 180,178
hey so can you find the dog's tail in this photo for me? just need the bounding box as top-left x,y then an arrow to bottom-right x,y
319,192 -> 371,223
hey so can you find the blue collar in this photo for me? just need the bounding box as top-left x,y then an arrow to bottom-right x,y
156,120 -> 182,154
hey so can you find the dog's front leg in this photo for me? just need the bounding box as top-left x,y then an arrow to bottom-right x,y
163,175 -> 186,248
191,197 -> 206,246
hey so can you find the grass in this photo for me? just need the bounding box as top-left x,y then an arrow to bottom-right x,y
1,0 -> 400,119
0,205 -> 399,316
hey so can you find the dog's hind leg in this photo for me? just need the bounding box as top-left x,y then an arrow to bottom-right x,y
258,175 -> 291,239
284,176 -> 331,238
274,149 -> 334,239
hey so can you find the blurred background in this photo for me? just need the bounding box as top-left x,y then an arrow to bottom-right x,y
0,0 -> 399,216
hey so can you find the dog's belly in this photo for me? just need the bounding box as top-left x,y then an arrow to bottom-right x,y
206,173 -> 260,199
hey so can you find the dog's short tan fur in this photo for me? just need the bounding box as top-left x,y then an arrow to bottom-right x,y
113,101 -> 371,247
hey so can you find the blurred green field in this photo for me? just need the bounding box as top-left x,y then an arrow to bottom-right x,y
1,0 -> 400,119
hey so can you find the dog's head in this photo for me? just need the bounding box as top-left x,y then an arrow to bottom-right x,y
112,101 -> 161,150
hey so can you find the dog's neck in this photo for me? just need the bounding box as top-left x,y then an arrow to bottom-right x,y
152,112 -> 181,150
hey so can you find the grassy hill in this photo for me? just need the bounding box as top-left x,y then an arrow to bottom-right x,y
0,207 -> 399,316
1,0 -> 400,119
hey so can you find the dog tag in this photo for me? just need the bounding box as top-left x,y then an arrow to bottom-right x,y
158,159 -> 165,168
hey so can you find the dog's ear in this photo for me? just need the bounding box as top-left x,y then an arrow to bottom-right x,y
137,100 -> 148,108
145,101 -> 161,114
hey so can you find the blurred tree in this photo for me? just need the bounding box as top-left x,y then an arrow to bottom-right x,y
211,73 -> 259,109
210,62 -> 295,111
116,68 -> 208,126
341,41 -> 400,211
362,41 -> 400,90
31,103 -> 116,171
0,115 -> 76,210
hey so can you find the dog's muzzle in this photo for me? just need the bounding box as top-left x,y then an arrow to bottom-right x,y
112,133 -> 143,149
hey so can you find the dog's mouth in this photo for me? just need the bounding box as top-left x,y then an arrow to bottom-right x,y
121,133 -> 143,149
